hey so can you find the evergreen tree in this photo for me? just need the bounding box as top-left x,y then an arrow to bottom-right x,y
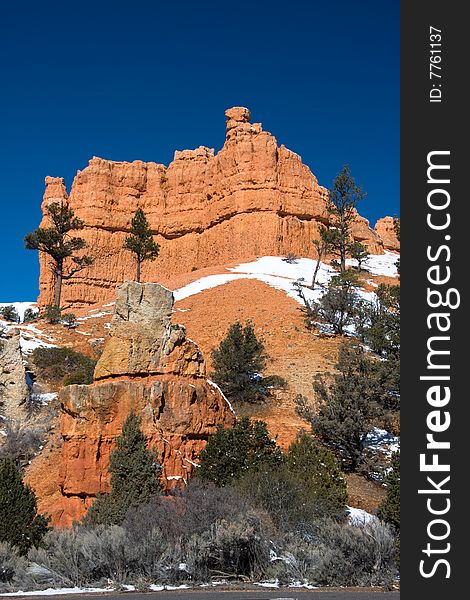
316,270 -> 361,335
286,433 -> 347,520
211,321 -> 269,403
358,284 -> 400,357
393,217 -> 400,274
297,342 -> 383,472
0,459 -> 50,555
326,165 -> 366,271
24,201 -> 93,308
377,452 -> 400,532
197,417 -> 283,487
124,208 -> 160,282
350,241 -> 369,271
377,452 -> 400,564
84,411 -> 161,526
0,306 -> 19,323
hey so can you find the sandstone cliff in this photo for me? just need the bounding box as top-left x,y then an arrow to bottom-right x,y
27,282 -> 235,526
38,107 -> 385,308
374,216 -> 400,251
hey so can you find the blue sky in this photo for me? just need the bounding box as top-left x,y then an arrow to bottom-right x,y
0,0 -> 399,301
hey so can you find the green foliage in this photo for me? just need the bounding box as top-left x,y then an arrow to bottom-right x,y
393,217 -> 400,242
24,201 -> 93,308
313,519 -> 396,587
61,313 -> 77,328
237,434 -> 346,531
358,284 -> 400,357
297,342 -> 383,472
350,241 -> 369,270
22,308 -> 39,323
286,434 -> 347,520
84,411 -> 162,527
377,452 -> 400,532
0,459 -> 50,555
42,305 -> 62,324
211,321 -> 271,403
0,306 -> 19,323
316,270 -> 361,335
326,165 -> 366,271
197,418 -> 283,487
32,346 -> 96,386
124,208 -> 160,282
0,423 -> 44,470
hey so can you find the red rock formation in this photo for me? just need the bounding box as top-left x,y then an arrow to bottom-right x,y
27,282 -> 235,526
374,216 -> 400,251
38,107 -> 385,308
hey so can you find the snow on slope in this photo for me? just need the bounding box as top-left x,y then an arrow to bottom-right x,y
0,301 -> 37,323
173,252 -> 399,306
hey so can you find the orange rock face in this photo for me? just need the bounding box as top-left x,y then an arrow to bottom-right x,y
374,216 -> 400,251
38,107 -> 385,308
29,282 -> 235,527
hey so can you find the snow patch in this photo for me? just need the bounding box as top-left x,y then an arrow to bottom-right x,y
347,506 -> 378,527
0,587 -> 112,597
207,379 -> 236,415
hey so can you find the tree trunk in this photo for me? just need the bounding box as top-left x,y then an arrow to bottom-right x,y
340,248 -> 346,272
136,258 -> 141,283
54,268 -> 62,308
311,259 -> 321,289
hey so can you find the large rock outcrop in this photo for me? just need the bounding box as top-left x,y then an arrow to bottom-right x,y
374,216 -> 400,251
29,282 -> 235,526
0,331 -> 28,422
38,107 -> 385,307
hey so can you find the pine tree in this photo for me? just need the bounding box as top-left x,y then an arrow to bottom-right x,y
197,417 -> 283,487
358,284 -> 400,357
377,452 -> 400,564
0,459 -> 50,555
350,241 -> 369,271
84,411 -> 161,526
211,321 -> 268,403
24,201 -> 93,308
326,165 -> 366,271
124,208 -> 160,282
316,270 -> 361,335
286,433 -> 347,520
377,452 -> 400,532
297,342 -> 383,472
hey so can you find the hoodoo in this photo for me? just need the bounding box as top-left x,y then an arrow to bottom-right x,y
37,107 -> 384,308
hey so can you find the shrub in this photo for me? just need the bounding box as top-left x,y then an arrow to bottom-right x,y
0,306 -> 19,323
236,465 -> 316,531
23,308 -> 39,323
61,313 -> 77,328
313,519 -> 396,587
282,252 -> 298,264
0,422 -> 44,469
0,459 -> 50,555
0,542 -> 27,589
197,418 -> 283,487
31,346 -> 96,386
196,512 -> 271,581
29,526 -> 129,587
42,305 -> 62,324
211,321 -> 271,403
